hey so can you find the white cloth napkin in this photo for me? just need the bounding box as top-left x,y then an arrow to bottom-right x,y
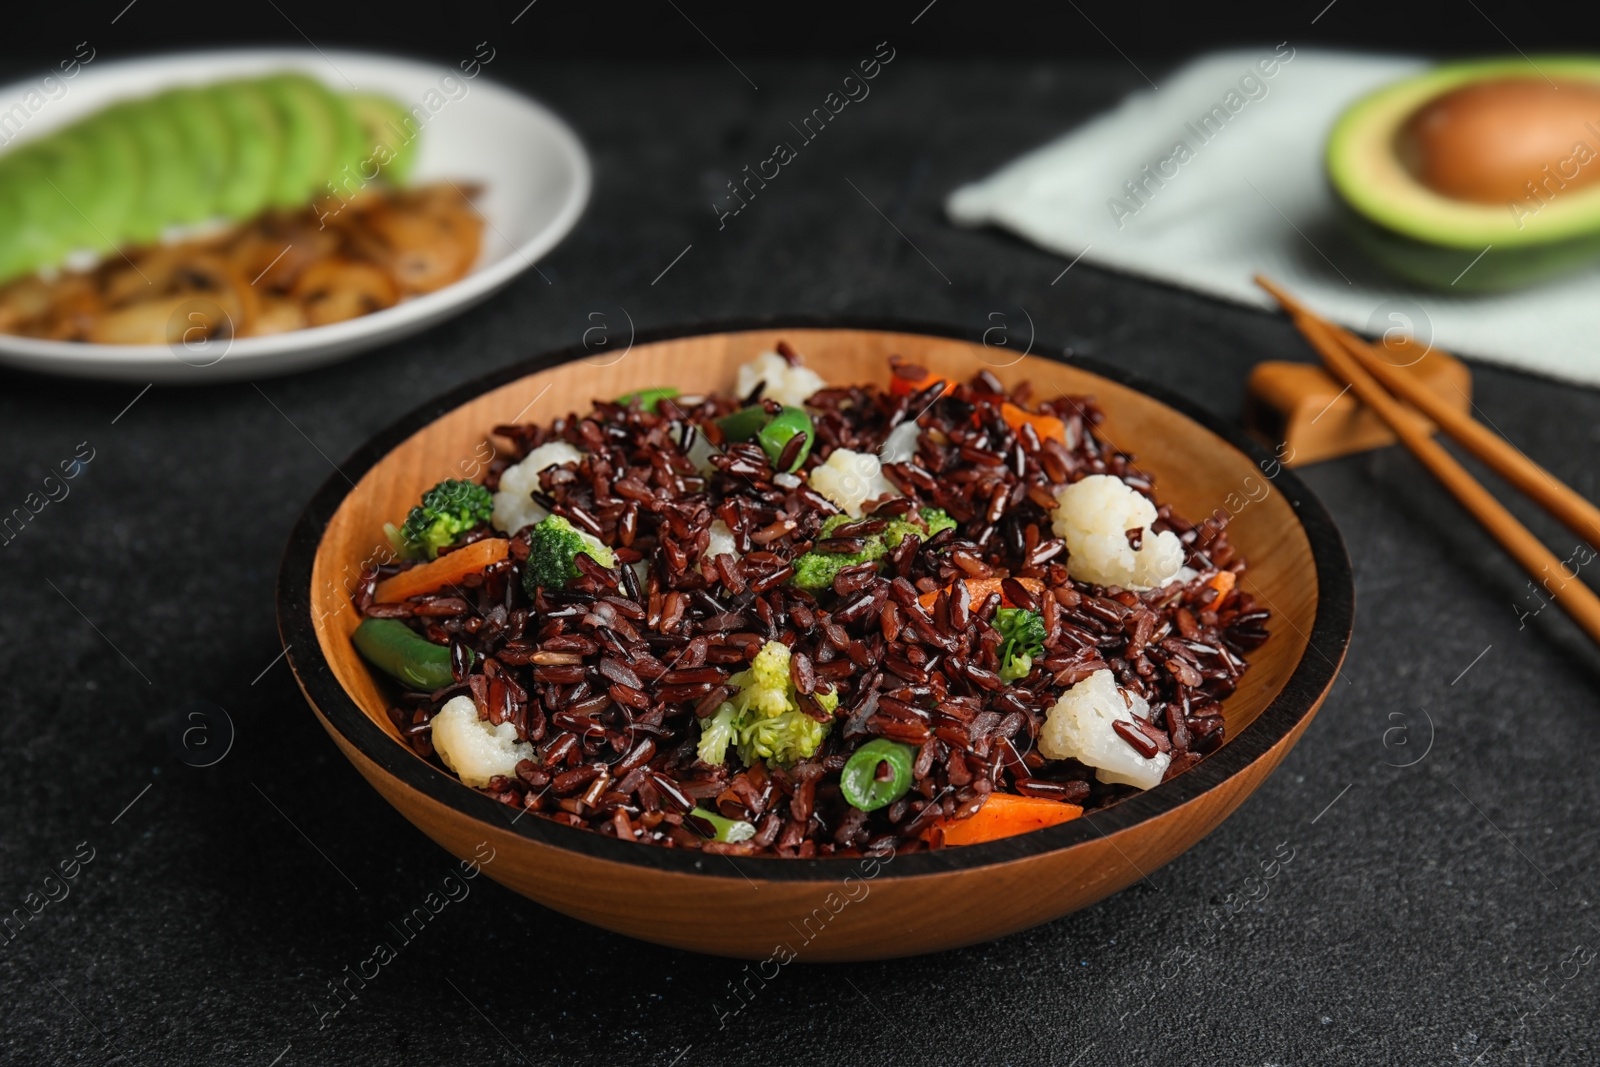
947,48 -> 1600,386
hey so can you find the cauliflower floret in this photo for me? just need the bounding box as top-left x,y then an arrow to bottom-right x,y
706,519 -> 739,561
1051,474 -> 1183,589
680,421 -> 721,475
430,695 -> 534,789
808,448 -> 901,518
491,441 -> 585,535
1038,669 -> 1170,790
879,420 -> 921,464
735,351 -> 826,408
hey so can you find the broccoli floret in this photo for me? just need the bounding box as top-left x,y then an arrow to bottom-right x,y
815,513 -> 854,540
385,479 -> 494,560
994,606 -> 1047,683
696,702 -> 741,766
696,640 -> 840,767
521,514 -> 616,594
790,514 -> 890,591
742,711 -> 831,767
882,506 -> 958,547
789,507 -> 956,591
687,807 -> 755,843
918,506 -> 958,539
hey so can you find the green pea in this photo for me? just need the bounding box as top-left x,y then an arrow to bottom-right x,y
614,387 -> 680,413
840,739 -> 917,812
757,406 -> 814,472
352,618 -> 462,691
715,404 -> 769,442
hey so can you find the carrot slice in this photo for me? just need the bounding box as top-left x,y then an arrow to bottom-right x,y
1000,402 -> 1066,445
1204,570 -> 1236,609
917,576 -> 1044,614
374,537 -> 509,603
938,792 -> 1084,846
888,362 -> 956,399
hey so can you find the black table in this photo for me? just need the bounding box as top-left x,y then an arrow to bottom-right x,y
4,57 -> 1598,1066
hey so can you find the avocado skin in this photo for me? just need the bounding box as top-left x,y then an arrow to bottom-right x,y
1334,194 -> 1600,292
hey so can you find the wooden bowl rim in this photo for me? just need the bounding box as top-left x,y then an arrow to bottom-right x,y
277,317 -> 1354,883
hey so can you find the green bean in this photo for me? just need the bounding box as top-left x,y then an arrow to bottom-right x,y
352,618 -> 460,691
715,404 -> 769,442
614,387 -> 680,413
840,739 -> 917,811
757,406 -> 814,472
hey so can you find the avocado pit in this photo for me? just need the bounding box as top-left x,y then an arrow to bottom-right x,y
1397,77 -> 1600,203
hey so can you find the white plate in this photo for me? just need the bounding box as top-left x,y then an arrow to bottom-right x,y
0,49 -> 590,382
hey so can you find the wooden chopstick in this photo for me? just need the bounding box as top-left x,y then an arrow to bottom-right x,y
1256,275 -> 1600,548
1254,275 -> 1600,646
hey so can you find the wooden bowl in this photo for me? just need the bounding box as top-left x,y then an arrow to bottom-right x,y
278,323 -> 1353,961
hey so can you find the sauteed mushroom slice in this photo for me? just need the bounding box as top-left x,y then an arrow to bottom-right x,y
361,191 -> 482,294
0,181 -> 485,342
84,293 -> 196,345
253,297 -> 309,336
293,257 -> 400,326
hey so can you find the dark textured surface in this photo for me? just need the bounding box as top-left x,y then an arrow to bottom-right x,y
3,56 -> 1600,1067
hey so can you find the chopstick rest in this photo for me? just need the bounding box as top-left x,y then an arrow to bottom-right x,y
1245,349 -> 1471,467
1256,275 -> 1600,646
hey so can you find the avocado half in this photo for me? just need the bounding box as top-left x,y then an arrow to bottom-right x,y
1328,57 -> 1600,291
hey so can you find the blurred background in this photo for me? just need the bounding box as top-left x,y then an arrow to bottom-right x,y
3,0 -> 1571,63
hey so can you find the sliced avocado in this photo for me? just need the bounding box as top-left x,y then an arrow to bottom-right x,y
0,184 -> 36,283
259,72 -> 341,209
1328,56 -> 1600,289
156,86 -> 231,223
320,90 -> 368,213
9,131 -> 102,254
345,92 -> 418,185
209,80 -> 283,220
109,99 -> 196,244
64,117 -> 143,252
0,152 -> 74,279
0,118 -> 140,275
